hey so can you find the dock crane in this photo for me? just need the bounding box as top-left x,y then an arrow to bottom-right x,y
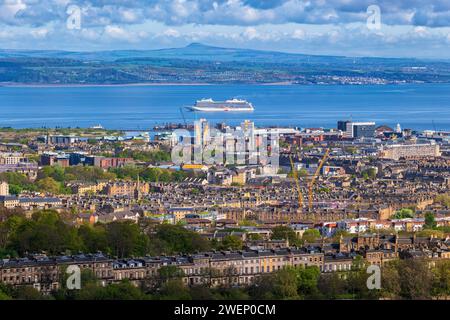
179,107 -> 188,127
289,153 -> 304,210
308,148 -> 331,212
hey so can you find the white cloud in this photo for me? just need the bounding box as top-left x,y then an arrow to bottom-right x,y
120,9 -> 139,23
3,0 -> 450,28
30,28 -> 49,39
243,27 -> 259,40
2,1 -> 450,58
104,25 -> 131,40
292,28 -> 305,39
413,26 -> 429,38
0,0 -> 26,23
163,28 -> 181,37
80,28 -> 100,41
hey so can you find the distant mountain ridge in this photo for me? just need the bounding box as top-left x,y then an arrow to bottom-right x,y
1,43 -> 450,85
0,43 -> 421,63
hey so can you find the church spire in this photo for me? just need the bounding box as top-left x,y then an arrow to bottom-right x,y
134,174 -> 141,201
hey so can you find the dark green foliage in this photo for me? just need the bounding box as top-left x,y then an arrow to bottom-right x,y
0,209 -> 213,259
424,212 -> 437,229
158,279 -> 192,300
271,226 -> 300,245
76,280 -> 148,300
391,208 -> 415,219
189,285 -> 215,300
301,229 -> 321,243
12,286 -> 52,300
296,266 -> 321,298
106,221 -> 149,258
110,166 -> 195,183
213,235 -> 243,251
77,224 -> 109,253
158,266 -> 185,282
149,224 -> 211,255
0,172 -> 37,193
115,150 -> 171,164
39,165 -> 116,183
397,259 -> 433,299
8,210 -> 83,255
249,266 -> 322,300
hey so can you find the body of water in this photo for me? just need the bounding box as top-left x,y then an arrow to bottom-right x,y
0,84 -> 449,131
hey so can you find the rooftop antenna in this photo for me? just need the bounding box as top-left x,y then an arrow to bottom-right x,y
432,120 -> 437,133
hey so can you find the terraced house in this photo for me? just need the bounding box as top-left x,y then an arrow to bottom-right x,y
0,248 -> 324,293
1,233 -> 449,294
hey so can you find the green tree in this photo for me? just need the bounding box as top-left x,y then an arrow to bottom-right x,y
0,284 -> 11,300
78,224 -> 109,253
435,194 -> 450,208
295,266 -> 321,299
317,273 -> 346,299
247,233 -> 263,240
213,287 -> 249,300
301,229 -> 321,243
431,260 -> 450,299
158,266 -> 185,283
106,221 -> 149,258
391,208 -> 415,219
345,258 -> 380,300
381,261 -> 401,299
13,286 -> 51,300
190,285 -> 215,300
36,177 -> 61,194
8,184 -> 22,196
8,210 -> 83,255
150,224 -> 211,255
76,280 -> 147,300
159,279 -> 191,300
0,172 -> 35,192
398,259 -> 433,300
250,268 -> 299,300
424,212 -> 437,229
271,226 -> 299,245
215,235 -> 243,250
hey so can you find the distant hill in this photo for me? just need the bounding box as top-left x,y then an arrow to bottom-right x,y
1,43 -> 450,85
0,43 -> 422,63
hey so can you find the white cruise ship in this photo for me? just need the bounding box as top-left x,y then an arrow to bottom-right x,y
189,98 -> 254,112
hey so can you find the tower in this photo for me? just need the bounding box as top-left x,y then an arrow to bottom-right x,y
134,174 -> 141,201
195,118 -> 209,147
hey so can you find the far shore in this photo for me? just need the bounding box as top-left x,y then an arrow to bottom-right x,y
0,81 -> 295,88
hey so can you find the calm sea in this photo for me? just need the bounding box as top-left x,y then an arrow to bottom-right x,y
0,84 -> 449,131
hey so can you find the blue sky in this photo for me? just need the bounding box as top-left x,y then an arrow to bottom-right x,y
2,0 -> 450,58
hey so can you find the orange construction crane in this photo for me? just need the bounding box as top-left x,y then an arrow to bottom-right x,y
289,154 -> 304,209
308,148 -> 331,211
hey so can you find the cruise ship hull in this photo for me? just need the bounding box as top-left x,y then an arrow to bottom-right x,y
189,106 -> 254,112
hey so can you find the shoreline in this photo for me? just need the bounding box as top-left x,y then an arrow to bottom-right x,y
1,82 -> 446,88
0,82 -> 295,88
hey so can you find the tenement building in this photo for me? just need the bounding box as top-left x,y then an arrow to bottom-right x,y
1,236 -> 448,293
380,141 -> 441,160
